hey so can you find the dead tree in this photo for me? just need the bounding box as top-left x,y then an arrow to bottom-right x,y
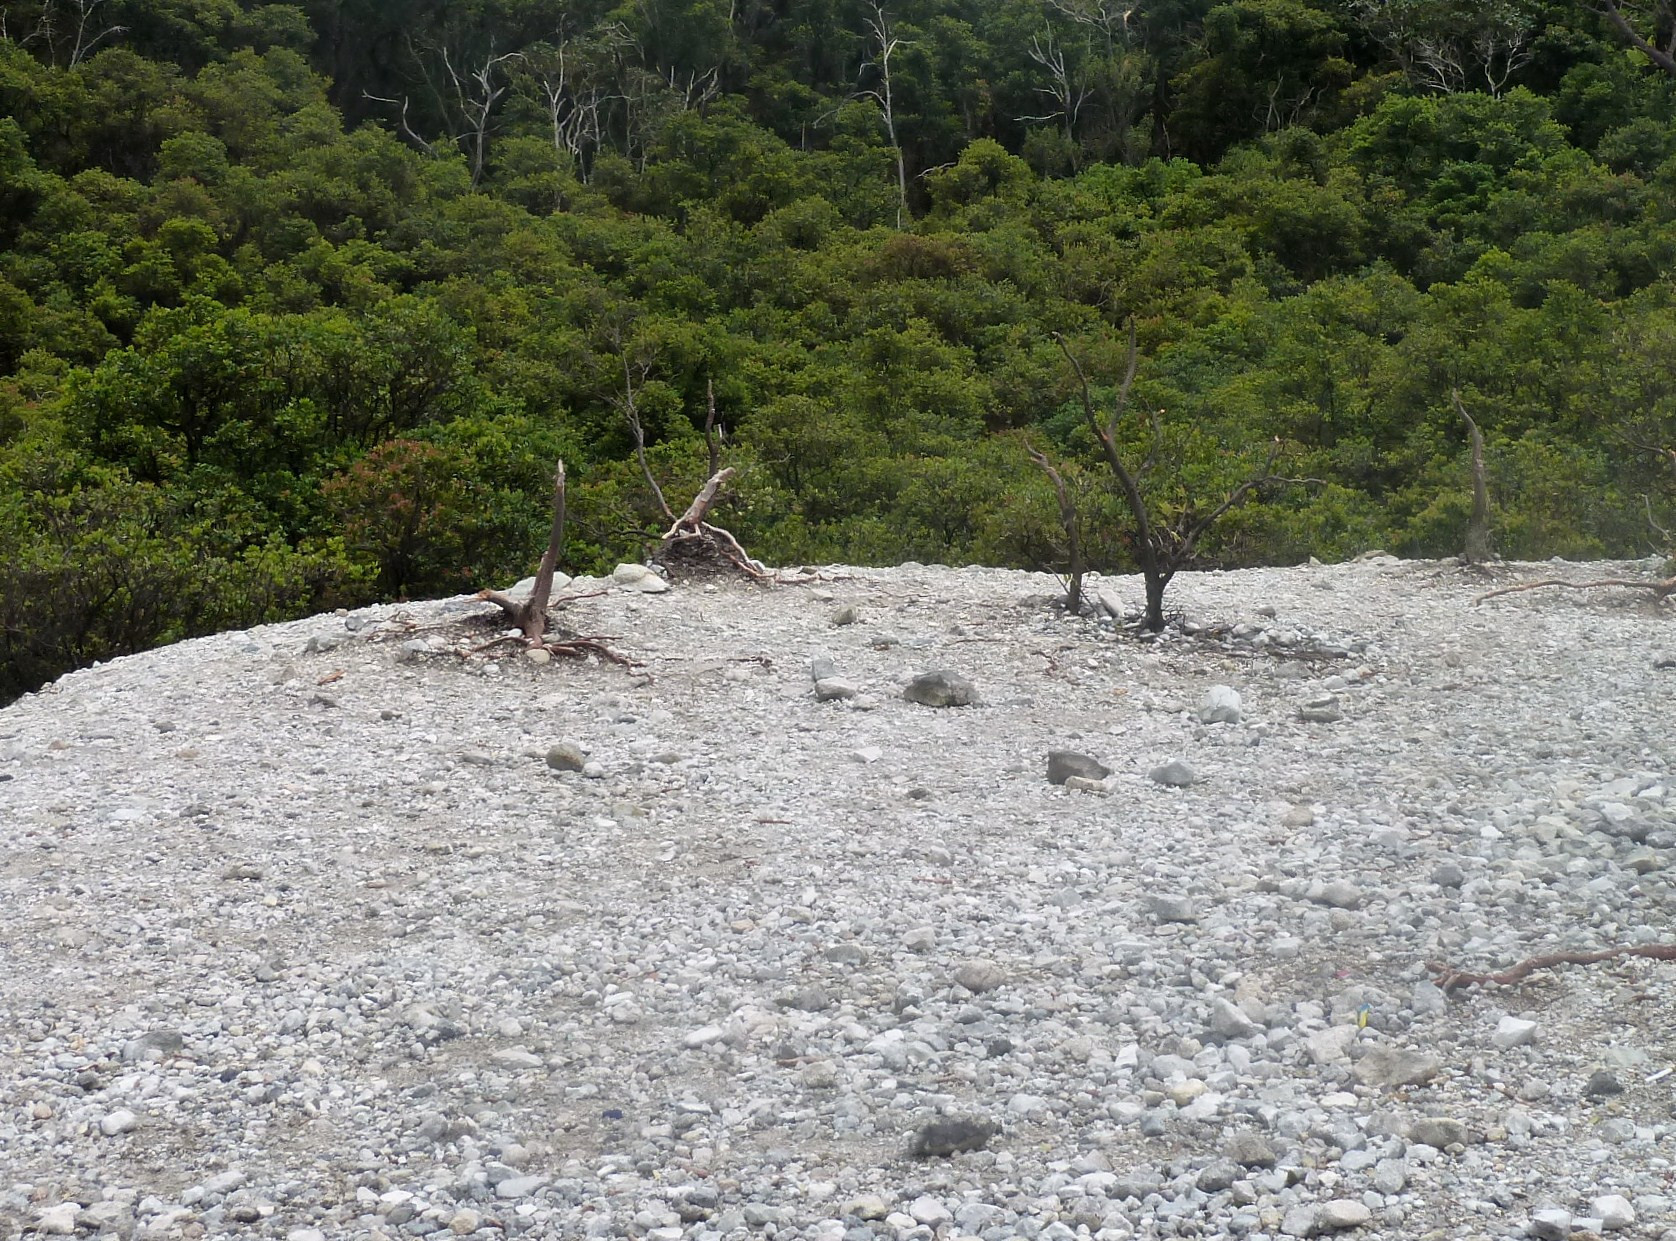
1025,441 -> 1086,613
478,461 -> 571,645
1053,323 -> 1281,632
860,3 -> 910,229
654,466 -> 769,580
617,358 -> 766,581
1453,389 -> 1493,565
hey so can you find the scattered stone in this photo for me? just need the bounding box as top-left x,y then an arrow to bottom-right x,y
1529,1208 -> 1572,1240
831,605 -> 860,626
1047,750 -> 1110,784
1299,694 -> 1344,723
1064,775 -> 1107,793
1492,1016 -> 1538,1049
1149,893 -> 1199,923
1354,1046 -> 1441,1088
546,741 -> 586,772
32,1204 -> 80,1236
909,1116 -> 999,1157
122,1030 -> 184,1062
842,1195 -> 890,1220
1149,759 -> 1198,787
1408,1117 -> 1469,1148
1593,1195 -> 1635,1230
1307,1025 -> 1358,1065
1199,685 -> 1243,724
1281,1205 -> 1317,1237
953,960 -> 1007,994
1197,1161 -> 1241,1192
1224,1132 -> 1279,1168
612,563 -> 670,593
903,926 -> 936,952
1585,1069 -> 1625,1098
1431,861 -> 1465,887
906,1196 -> 952,1227
1209,996 -> 1260,1038
814,677 -> 858,701
1307,879 -> 1363,909
99,1109 -> 138,1135
1317,1200 -> 1373,1231
902,671 -> 977,707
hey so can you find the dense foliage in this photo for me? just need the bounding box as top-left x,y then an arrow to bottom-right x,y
2,0 -> 1675,700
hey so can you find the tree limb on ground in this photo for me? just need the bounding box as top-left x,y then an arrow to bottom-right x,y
1430,943 -> 1676,992
1475,576 -> 1676,605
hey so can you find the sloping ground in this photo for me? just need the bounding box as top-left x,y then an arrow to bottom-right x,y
1,557 -> 1674,1241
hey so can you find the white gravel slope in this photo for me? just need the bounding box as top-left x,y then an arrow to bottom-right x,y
2,557 -> 1675,1241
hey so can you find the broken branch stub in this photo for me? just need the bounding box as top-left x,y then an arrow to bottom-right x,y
478,459 -> 568,645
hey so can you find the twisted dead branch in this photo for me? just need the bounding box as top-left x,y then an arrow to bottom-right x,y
1431,943 -> 1676,993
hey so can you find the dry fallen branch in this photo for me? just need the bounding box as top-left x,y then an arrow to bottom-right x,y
1475,576 -> 1676,605
1430,943 -> 1676,992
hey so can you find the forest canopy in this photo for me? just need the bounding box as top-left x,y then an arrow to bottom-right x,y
2,0 -> 1675,701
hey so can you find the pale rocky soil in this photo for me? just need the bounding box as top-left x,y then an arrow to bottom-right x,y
2,555 -> 1675,1241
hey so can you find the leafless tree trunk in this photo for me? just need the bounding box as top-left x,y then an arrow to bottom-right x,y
861,4 -> 910,228
438,44 -> 523,190
1453,390 -> 1493,565
478,461 -> 569,645
1021,29 -> 1092,159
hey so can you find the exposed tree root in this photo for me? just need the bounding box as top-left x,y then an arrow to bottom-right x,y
1475,576 -> 1676,606
653,467 -> 772,582
1430,943 -> 1676,992
477,460 -> 570,645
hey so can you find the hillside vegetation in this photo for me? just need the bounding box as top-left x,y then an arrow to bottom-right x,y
2,0 -> 1675,701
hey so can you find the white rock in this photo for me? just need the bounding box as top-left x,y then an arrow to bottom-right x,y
1592,1195 -> 1635,1230
907,1196 -> 952,1226
32,1204 -> 79,1235
611,563 -> 669,593
1492,1015 -> 1538,1049
1199,685 -> 1243,724
1306,1025 -> 1358,1065
682,1025 -> 725,1048
1528,1208 -> 1571,1240
99,1108 -> 139,1135
1317,1199 -> 1372,1230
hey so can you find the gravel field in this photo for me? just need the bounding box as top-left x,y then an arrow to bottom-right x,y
3,555 -> 1676,1241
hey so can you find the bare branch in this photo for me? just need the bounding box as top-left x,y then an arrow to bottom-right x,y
1431,942 -> 1676,992
1025,441 -> 1084,612
622,354 -> 674,523
363,92 -> 439,156
1595,0 -> 1676,76
704,378 -> 723,480
1476,576 -> 1676,604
